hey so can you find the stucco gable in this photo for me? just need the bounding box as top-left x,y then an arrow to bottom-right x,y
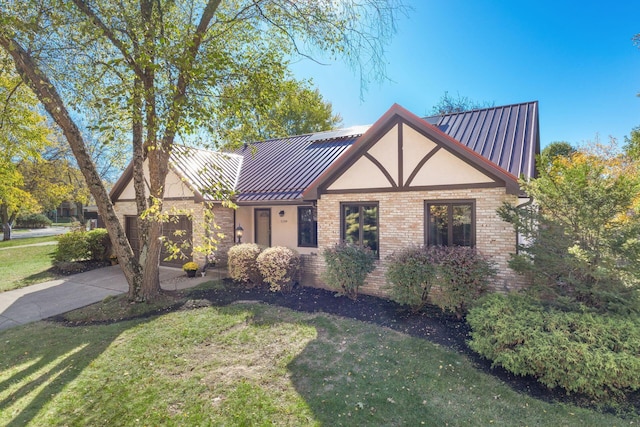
305,104 -> 520,199
112,159 -> 195,201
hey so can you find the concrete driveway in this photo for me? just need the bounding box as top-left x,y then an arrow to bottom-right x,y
0,265 -> 220,331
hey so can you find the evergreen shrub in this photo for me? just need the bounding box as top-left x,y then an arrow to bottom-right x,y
16,213 -> 52,229
384,246 -> 436,312
467,293 -> 640,401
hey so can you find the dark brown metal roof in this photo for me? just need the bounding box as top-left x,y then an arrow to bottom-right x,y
159,102 -> 539,203
426,101 -> 540,179
230,129 -> 363,202
170,145 -> 242,201
231,102 -> 538,202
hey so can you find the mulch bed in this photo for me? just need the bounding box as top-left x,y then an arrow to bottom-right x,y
51,260 -> 112,275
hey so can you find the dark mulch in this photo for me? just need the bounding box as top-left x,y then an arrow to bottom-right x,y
51,260 -> 112,276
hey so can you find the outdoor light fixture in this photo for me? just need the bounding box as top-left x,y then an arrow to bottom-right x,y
279,210 -> 285,217
235,225 -> 244,244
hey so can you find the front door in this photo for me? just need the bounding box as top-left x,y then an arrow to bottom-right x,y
254,209 -> 271,247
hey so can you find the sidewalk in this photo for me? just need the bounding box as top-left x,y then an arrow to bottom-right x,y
0,265 -> 220,331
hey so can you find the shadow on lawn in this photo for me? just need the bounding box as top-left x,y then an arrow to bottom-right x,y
0,320 -> 140,426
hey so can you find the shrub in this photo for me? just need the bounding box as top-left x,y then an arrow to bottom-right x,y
384,246 -> 436,312
55,230 -> 90,262
322,243 -> 376,300
467,293 -> 640,401
16,213 -> 52,229
428,246 -> 495,319
227,243 -> 263,285
256,246 -> 301,293
86,228 -> 110,261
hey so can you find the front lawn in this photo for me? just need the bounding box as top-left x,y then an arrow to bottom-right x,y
0,295 -> 632,426
0,236 -> 59,292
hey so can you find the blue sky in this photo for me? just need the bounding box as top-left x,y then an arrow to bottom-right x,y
290,1 -> 640,149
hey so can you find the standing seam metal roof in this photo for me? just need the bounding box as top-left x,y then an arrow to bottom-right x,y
169,145 -> 243,201
428,101 -> 539,179
231,135 -> 359,202
165,101 -> 538,203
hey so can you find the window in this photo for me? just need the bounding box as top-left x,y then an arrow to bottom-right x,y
298,206 -> 317,247
341,203 -> 379,255
426,201 -> 474,246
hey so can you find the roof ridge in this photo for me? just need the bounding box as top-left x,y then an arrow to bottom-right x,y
423,100 -> 538,120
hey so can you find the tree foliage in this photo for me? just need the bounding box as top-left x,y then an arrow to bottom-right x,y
498,141 -> 640,313
219,77 -> 342,143
0,0 -> 403,300
0,60 -> 60,240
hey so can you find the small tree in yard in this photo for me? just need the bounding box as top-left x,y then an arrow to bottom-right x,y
323,243 -> 376,300
498,144 -> 640,314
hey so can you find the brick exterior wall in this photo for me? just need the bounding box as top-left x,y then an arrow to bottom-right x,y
113,199 -> 235,268
303,187 -> 526,297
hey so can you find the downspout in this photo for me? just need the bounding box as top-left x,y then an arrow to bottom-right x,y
514,196 -> 534,254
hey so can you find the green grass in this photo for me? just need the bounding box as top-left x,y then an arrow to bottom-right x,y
0,301 -> 635,426
0,236 -> 59,292
0,235 -> 58,248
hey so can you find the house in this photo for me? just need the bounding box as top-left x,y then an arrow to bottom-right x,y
110,101 -> 539,296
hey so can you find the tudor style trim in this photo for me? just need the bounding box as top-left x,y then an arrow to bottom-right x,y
303,104 -> 522,200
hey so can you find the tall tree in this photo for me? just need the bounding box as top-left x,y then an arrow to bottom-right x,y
0,60 -> 53,240
0,0 -> 403,301
624,126 -> 640,160
538,141 -> 576,173
18,158 -> 88,218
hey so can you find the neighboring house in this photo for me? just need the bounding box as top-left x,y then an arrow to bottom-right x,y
110,102 -> 539,295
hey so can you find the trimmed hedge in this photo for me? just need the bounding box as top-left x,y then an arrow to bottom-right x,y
322,243 -> 376,300
55,230 -> 90,262
256,246 -> 300,293
55,228 -> 111,262
384,245 -> 494,317
16,213 -> 52,229
86,228 -> 110,261
227,243 -> 263,285
467,293 -> 640,401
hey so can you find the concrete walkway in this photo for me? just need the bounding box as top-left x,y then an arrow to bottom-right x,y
0,265 -> 220,331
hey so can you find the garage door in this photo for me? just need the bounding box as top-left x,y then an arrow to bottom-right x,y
125,215 -> 193,268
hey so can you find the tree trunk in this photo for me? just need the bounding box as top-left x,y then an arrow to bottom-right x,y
0,35 -> 148,299
140,219 -> 162,299
76,201 -> 85,224
1,204 -> 11,241
2,223 -> 10,241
